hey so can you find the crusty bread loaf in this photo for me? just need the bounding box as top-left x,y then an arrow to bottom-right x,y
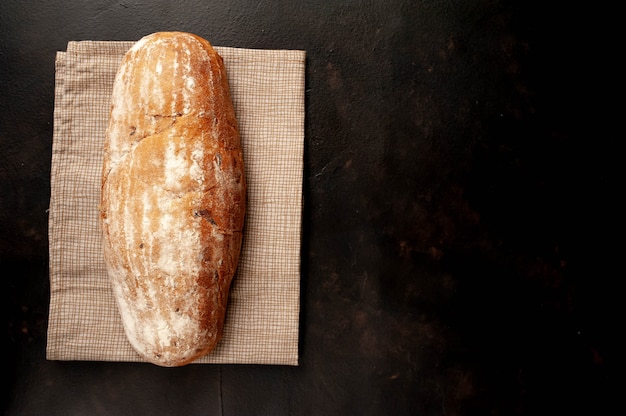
100,32 -> 246,367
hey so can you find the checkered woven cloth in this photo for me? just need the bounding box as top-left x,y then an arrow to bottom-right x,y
47,40 -> 304,365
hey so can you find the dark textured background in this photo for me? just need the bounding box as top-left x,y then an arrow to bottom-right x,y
1,1 -> 619,415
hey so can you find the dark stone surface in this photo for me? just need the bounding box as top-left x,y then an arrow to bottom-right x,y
1,0 -> 619,414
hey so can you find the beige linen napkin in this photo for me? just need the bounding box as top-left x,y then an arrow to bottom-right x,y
47,40 -> 304,365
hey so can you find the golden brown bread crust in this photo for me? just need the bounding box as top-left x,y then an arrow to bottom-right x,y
100,32 -> 245,367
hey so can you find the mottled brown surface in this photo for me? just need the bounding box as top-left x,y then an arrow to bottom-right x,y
1,0 -> 619,414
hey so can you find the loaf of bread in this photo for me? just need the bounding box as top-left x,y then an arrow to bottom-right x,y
100,32 -> 246,367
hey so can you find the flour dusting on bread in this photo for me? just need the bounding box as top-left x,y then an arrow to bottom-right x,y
100,32 -> 245,367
